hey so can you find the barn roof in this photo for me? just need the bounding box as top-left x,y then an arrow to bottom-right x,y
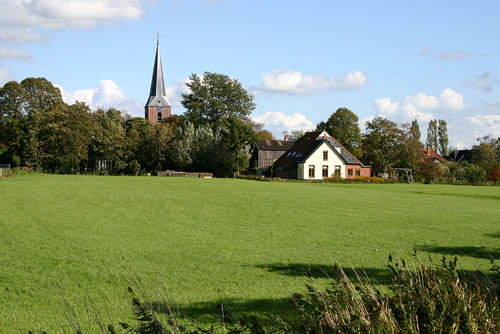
256,140 -> 295,151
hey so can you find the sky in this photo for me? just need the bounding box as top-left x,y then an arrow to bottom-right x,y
1,0 -> 499,148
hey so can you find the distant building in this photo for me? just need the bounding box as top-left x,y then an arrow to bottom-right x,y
254,138 -> 295,175
446,149 -> 474,163
145,38 -> 171,125
273,130 -> 370,179
422,148 -> 446,163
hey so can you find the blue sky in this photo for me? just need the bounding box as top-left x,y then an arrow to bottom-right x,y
1,0 -> 499,148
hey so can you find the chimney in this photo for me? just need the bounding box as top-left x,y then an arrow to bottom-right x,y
284,135 -> 289,141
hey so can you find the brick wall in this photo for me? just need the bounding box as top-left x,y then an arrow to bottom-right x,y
345,165 -> 371,178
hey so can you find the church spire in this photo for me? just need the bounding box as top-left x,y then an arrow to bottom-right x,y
145,37 -> 170,108
145,36 -> 172,125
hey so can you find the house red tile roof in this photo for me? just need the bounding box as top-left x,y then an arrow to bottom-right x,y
422,148 -> 446,162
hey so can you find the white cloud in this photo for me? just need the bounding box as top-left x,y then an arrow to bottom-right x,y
468,72 -> 499,93
0,0 -> 143,29
438,51 -> 470,60
0,65 -> 15,86
252,111 -> 314,137
439,88 -> 465,111
0,47 -> 31,60
0,28 -> 45,44
0,0 -> 143,43
464,114 -> 500,141
258,69 -> 367,96
56,79 -> 143,116
55,78 -> 188,117
461,114 -> 500,146
164,78 -> 190,107
373,88 -> 465,124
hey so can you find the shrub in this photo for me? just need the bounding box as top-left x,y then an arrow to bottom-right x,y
456,162 -> 487,184
488,163 -> 500,184
416,160 -> 443,183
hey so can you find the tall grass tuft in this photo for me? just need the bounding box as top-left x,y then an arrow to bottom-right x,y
286,257 -> 500,333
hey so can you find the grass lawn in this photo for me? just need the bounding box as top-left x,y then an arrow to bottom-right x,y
1,174 -> 499,332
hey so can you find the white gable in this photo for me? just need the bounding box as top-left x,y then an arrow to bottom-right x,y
297,141 -> 346,180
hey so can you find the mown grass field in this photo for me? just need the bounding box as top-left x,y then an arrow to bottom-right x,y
1,174 -> 499,332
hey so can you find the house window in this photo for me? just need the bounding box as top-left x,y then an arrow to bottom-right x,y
348,169 -> 353,177
322,165 -> 328,177
355,169 -> 361,176
323,150 -> 328,161
334,165 -> 341,177
308,165 -> 315,178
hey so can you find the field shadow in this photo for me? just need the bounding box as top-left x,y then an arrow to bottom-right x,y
255,263 -> 391,285
408,190 -> 500,201
417,245 -> 500,260
151,297 -> 291,324
485,232 -> 500,239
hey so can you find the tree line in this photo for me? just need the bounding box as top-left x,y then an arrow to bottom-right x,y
1,75 -> 499,182
315,107 -> 500,183
0,74 -> 255,177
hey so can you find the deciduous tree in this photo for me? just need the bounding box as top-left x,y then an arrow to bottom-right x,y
318,108 -> 362,157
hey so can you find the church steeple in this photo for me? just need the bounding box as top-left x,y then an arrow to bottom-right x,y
145,36 -> 171,124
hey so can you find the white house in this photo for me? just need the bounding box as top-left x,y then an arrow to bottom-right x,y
273,130 -> 371,180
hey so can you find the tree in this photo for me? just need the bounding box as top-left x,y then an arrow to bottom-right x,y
255,129 -> 274,141
182,72 -> 255,131
361,117 -> 402,175
318,108 -> 362,156
282,130 -> 305,141
426,119 -> 438,150
438,119 -> 449,156
88,108 -> 127,173
181,72 -> 257,176
398,119 -> 423,170
472,135 -> 500,173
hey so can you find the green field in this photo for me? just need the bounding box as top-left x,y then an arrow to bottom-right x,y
1,174 -> 499,332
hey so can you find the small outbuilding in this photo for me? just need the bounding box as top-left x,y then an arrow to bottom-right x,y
254,138 -> 295,175
273,130 -> 370,180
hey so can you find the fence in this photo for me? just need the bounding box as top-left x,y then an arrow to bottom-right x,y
157,170 -> 213,178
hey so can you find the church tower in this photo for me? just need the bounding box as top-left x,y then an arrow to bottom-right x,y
145,38 -> 171,125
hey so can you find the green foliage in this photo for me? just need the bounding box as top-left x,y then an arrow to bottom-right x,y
456,162 -> 487,184
416,160 -> 443,184
255,129 -> 274,141
426,119 -> 438,150
317,107 -> 362,157
281,130 -> 305,141
181,72 -> 257,176
362,116 -> 402,175
182,72 -> 255,130
438,119 -> 449,156
472,135 -> 500,172
398,120 -> 424,170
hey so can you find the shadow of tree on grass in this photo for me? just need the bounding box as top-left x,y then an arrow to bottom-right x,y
417,245 -> 500,260
485,232 -> 500,239
255,263 -> 391,285
151,297 -> 291,324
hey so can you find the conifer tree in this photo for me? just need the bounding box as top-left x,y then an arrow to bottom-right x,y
426,119 -> 438,150
438,119 -> 449,156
